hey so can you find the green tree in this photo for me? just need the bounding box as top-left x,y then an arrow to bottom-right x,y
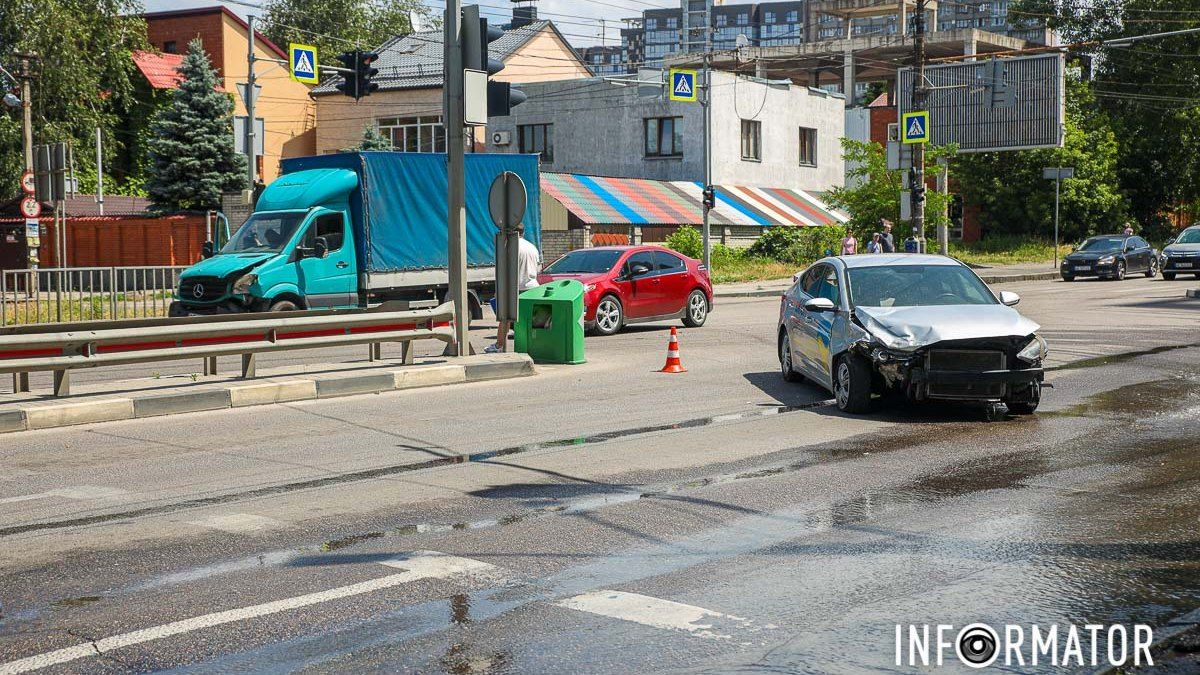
344,125 -> 392,151
825,139 -> 955,241
145,40 -> 246,211
263,0 -> 434,59
954,77 -> 1126,243
0,0 -> 147,200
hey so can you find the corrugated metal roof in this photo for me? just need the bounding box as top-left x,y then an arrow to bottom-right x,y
132,50 -> 187,90
312,20 -> 555,96
541,173 -> 849,227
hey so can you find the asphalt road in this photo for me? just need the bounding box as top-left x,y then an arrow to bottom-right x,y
0,275 -> 1198,673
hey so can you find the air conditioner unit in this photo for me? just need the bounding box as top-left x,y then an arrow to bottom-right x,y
492,131 -> 511,146
887,123 -> 899,142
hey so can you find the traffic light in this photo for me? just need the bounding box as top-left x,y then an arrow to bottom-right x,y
912,184 -> 926,203
335,50 -> 380,100
461,6 -> 526,117
702,185 -> 716,210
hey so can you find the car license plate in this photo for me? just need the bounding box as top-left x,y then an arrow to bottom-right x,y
1075,265 -> 1091,271
1177,262 -> 1193,268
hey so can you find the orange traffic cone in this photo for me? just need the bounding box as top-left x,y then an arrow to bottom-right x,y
659,326 -> 687,373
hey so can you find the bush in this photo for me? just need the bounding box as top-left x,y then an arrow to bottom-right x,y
747,225 -> 847,265
665,226 -> 703,258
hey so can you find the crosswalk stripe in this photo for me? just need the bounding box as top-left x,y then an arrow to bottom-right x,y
554,590 -> 769,639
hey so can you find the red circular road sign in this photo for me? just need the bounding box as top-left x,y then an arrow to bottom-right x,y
20,171 -> 35,194
19,197 -> 41,219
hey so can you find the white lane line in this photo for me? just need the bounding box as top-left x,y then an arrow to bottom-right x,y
554,590 -> 769,640
0,486 -> 129,506
186,513 -> 284,534
0,551 -> 496,675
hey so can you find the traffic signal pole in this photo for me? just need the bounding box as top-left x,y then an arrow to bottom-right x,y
701,4 -> 713,271
246,15 -> 257,191
444,0 -> 471,356
911,0 -> 928,252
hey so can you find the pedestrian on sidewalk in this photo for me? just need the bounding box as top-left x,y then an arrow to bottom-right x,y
486,224 -> 540,354
840,231 -> 858,255
1123,222 -> 1134,236
867,233 -> 883,253
880,220 -> 895,253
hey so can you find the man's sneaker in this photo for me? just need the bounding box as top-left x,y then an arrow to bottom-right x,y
483,344 -> 502,354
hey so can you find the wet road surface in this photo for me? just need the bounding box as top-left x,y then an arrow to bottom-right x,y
0,277 -> 1198,673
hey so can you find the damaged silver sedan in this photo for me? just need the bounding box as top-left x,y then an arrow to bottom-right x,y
778,254 -> 1046,414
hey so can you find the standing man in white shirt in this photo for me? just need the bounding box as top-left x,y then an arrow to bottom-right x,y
486,223 -> 540,353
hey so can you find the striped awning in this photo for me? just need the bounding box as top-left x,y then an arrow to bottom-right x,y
541,173 -> 848,228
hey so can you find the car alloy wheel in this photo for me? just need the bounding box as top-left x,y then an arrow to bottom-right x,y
835,361 -> 851,408
1115,260 -> 1126,280
1146,259 -> 1158,278
595,297 -> 622,334
684,291 -> 707,326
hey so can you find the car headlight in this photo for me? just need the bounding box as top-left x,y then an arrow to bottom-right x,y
1017,335 -> 1048,364
232,272 -> 257,295
1098,255 -> 1115,264
583,283 -> 597,292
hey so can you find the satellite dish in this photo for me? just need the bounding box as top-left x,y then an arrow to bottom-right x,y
735,34 -> 750,49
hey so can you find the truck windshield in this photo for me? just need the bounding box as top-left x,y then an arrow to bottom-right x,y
543,249 -> 624,274
847,265 -> 997,307
222,213 -> 306,254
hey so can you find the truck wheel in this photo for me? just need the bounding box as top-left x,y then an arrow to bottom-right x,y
682,290 -> 708,327
834,354 -> 873,414
269,300 -> 299,312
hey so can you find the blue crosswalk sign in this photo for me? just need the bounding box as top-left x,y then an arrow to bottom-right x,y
669,69 -> 698,102
289,43 -> 319,84
901,111 -> 929,144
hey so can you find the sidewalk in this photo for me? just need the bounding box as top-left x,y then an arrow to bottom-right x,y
0,352 -> 534,435
714,261 -> 1060,298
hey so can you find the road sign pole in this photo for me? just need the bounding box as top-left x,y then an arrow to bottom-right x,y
911,0 -> 927,252
17,54 -> 34,173
246,15 -> 257,194
701,7 -> 712,271
1054,175 -> 1060,269
444,0 -> 470,356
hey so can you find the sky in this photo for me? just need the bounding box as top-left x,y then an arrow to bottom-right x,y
138,0 -> 677,46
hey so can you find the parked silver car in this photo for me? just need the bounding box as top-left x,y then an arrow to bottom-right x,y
778,254 -> 1047,414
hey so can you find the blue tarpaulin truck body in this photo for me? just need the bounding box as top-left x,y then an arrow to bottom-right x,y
171,151 -> 540,316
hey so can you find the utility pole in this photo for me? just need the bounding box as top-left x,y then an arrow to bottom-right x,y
444,0 -> 470,355
17,54 -> 34,172
910,0 -> 927,253
685,0 -> 714,268
245,14 -> 258,192
95,128 -> 104,216
936,156 -> 947,255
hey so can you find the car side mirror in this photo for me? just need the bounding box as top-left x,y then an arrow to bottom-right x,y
630,264 -> 652,278
1166,238 -> 1176,245
803,297 -> 836,313
999,290 -> 1020,306
202,241 -> 214,259
314,236 -> 329,259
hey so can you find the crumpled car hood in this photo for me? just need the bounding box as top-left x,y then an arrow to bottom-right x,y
854,304 -> 1040,351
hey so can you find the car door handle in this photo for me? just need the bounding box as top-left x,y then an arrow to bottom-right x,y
336,261 -> 349,269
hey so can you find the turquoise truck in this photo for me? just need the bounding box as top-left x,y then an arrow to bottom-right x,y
169,151 -> 541,317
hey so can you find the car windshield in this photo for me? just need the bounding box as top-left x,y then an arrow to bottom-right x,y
847,264 -> 997,307
543,249 -> 624,274
1175,229 -> 1200,244
1079,236 -> 1125,252
221,212 -> 306,254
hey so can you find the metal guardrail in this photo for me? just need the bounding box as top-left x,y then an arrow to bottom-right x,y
0,303 -> 455,397
0,266 -> 186,326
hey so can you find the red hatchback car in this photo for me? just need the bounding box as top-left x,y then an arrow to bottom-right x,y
537,245 -> 714,335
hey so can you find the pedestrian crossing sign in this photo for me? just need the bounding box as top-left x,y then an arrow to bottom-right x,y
901,110 -> 930,144
669,69 -> 698,102
289,43 -> 319,84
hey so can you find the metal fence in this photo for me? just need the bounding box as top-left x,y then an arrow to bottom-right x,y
0,266 -> 186,326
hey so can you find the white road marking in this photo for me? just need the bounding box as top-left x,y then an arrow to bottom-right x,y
186,513 -> 284,534
0,485 -> 129,506
554,590 -> 765,639
0,551 -> 496,675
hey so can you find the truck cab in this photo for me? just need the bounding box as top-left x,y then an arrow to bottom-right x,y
171,169 -> 361,315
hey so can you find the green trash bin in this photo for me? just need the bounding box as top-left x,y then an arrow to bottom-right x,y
513,279 -> 586,364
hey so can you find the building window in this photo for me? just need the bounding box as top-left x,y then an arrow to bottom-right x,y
786,10 -> 799,22
764,10 -> 776,23
798,127 -> 817,167
736,12 -> 749,25
644,117 -> 683,157
163,41 -> 177,54
377,116 -> 446,152
740,119 -> 761,160
716,14 -> 728,26
646,18 -> 657,30
666,16 -> 678,29
519,123 -> 553,162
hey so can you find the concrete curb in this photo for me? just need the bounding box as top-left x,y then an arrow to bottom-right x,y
0,354 -> 535,435
714,271 -> 1061,298
1186,288 -> 1200,299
